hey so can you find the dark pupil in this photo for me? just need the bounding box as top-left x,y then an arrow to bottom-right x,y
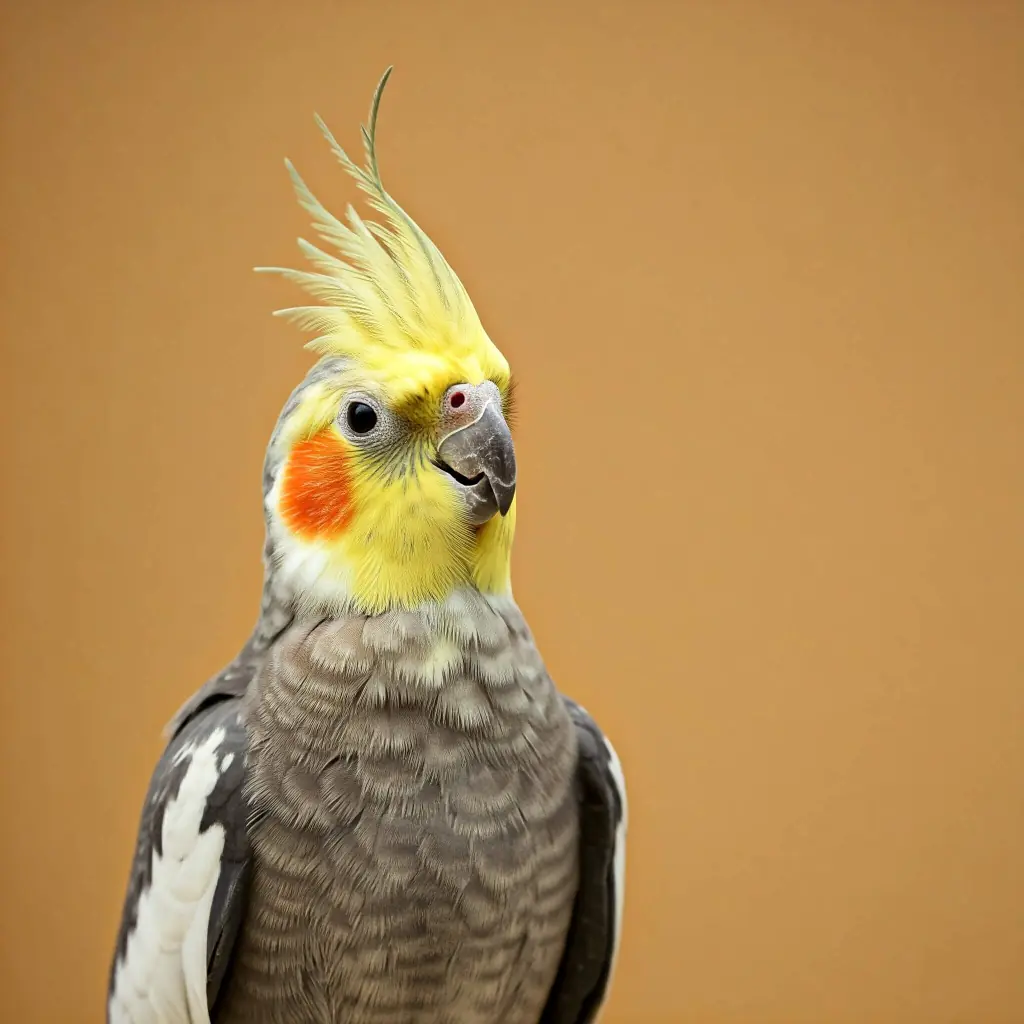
347,402 -> 378,434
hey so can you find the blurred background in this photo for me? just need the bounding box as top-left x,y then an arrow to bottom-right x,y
2,1 -> 1022,1022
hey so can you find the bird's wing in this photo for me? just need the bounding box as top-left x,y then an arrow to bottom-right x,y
541,697 -> 628,1024
107,694 -> 252,1024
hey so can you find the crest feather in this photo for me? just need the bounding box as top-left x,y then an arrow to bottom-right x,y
257,67 -> 503,386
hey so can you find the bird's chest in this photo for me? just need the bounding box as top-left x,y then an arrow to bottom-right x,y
228,749 -> 578,1024
217,614 -> 580,1024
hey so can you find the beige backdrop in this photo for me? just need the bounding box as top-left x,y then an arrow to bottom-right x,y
2,2 -> 1023,1022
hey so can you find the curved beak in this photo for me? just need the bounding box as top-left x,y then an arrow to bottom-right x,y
436,394 -> 516,525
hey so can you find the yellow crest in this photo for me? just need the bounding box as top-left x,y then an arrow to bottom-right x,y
258,68 -> 510,412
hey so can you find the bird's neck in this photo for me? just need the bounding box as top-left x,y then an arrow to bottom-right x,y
242,588 -> 567,778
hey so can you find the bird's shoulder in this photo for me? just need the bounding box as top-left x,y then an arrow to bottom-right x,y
540,695 -> 628,1024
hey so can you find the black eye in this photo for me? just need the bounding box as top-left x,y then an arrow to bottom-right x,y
346,401 -> 378,434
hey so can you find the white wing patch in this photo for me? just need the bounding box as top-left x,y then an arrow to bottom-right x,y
109,728 -> 228,1024
603,735 -> 628,991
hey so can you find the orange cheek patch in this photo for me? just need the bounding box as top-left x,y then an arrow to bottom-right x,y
279,429 -> 356,538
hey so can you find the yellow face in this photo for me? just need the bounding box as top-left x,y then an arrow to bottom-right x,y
265,352 -> 518,615
261,69 -> 521,613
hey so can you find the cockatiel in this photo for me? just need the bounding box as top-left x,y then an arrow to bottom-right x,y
107,68 -> 627,1024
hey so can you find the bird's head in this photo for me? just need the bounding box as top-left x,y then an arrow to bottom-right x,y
259,70 -> 518,617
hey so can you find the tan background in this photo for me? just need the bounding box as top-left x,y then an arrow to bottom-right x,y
2,1 -> 1023,1021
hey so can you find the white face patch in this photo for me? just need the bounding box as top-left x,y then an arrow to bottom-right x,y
108,728 -> 228,1024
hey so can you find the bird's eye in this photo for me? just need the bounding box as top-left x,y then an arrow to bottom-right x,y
346,402 -> 378,434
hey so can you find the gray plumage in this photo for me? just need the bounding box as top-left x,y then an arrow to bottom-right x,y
109,591 -> 623,1024
218,596 -> 579,1023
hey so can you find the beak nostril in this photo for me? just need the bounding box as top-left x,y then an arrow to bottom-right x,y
436,398 -> 517,523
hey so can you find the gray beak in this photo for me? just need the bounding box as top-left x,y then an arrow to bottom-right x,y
436,389 -> 516,526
